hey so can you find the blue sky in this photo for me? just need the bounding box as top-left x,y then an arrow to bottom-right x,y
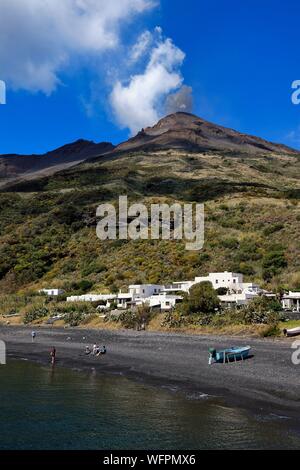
0,0 -> 300,154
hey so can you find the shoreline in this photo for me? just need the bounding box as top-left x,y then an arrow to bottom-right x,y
1,325 -> 300,422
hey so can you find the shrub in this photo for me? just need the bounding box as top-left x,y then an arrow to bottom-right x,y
259,324 -> 281,337
81,262 -> 107,277
238,262 -> 255,276
118,305 -> 153,330
216,287 -> 228,295
161,311 -> 187,328
262,250 -> 287,281
221,238 -> 239,249
77,280 -> 93,292
81,313 -> 98,325
182,281 -> 220,315
161,311 -> 213,328
235,238 -> 262,262
24,307 -> 49,324
51,301 -> 94,315
198,253 -> 211,263
238,297 -> 283,325
64,311 -> 84,327
263,223 -> 284,237
69,280 -> 94,294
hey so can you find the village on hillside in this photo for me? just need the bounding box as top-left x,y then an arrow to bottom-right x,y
41,271 -> 300,315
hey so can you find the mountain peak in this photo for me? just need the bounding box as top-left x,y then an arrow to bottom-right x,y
116,112 -> 298,155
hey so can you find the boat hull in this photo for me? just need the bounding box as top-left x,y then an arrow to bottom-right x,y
283,327 -> 300,338
214,346 -> 251,363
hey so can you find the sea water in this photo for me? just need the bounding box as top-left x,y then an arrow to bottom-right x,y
0,360 -> 299,450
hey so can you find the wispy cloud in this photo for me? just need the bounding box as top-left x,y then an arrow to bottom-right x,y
0,0 -> 156,94
110,28 -> 193,134
0,1 -> 192,133
130,30 -> 153,63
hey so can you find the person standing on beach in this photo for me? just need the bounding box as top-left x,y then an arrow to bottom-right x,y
31,331 -> 36,342
50,347 -> 56,365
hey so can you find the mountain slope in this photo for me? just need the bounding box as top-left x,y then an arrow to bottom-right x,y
115,112 -> 298,155
0,139 -> 114,186
0,112 -> 299,297
1,112 -> 298,190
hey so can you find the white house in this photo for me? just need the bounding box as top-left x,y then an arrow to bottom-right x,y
218,291 -> 259,307
282,292 -> 300,312
129,284 -> 164,299
196,273 -> 262,306
66,284 -> 182,312
162,281 -> 192,294
40,289 -> 65,297
241,283 -> 261,294
163,272 -> 261,293
163,272 -> 251,294
66,273 -> 264,311
163,272 -> 262,306
146,294 -> 182,311
117,292 -> 133,309
193,271 -> 243,290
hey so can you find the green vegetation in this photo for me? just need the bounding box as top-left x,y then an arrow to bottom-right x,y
162,296 -> 285,336
0,148 -> 299,336
181,282 -> 220,315
114,305 -> 153,330
262,249 -> 287,281
24,306 -> 49,324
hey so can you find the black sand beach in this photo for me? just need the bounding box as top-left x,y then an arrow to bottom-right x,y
1,326 -> 299,419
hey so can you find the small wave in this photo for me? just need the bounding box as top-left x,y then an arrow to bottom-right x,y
160,384 -> 179,393
254,413 -> 291,422
185,392 -> 211,400
269,413 -> 290,420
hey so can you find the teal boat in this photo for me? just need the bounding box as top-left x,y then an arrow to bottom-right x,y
208,346 -> 251,364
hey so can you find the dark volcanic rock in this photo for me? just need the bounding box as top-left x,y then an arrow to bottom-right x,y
115,112 -> 298,155
0,140 -> 114,180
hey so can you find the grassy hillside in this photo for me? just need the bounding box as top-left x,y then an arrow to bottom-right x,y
0,148 -> 300,301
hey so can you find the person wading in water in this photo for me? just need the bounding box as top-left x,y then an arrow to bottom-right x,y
50,347 -> 56,366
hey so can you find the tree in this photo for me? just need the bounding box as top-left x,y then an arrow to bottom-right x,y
183,281 -> 220,314
262,250 -> 287,281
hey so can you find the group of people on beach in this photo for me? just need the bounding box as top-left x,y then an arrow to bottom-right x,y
85,344 -> 106,357
31,331 -> 106,365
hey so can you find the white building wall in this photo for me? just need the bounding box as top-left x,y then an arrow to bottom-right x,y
129,284 -> 164,299
194,272 -> 243,290
40,289 -> 64,296
148,294 -> 182,310
282,292 -> 300,312
67,294 -> 116,302
219,291 -> 258,306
